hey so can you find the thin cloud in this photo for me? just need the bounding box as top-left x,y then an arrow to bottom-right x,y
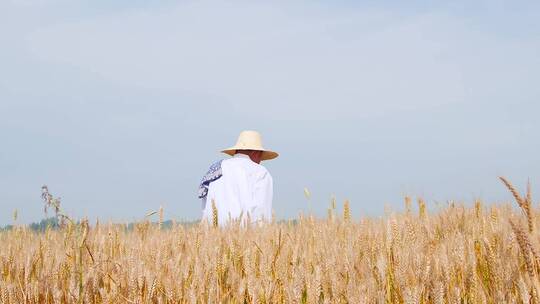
0,1 -> 539,224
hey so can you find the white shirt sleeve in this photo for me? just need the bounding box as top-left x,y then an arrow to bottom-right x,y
251,170 -> 273,221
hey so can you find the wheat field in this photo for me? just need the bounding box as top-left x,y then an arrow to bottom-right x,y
1,178 -> 539,303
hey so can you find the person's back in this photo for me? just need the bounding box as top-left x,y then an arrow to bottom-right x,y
202,154 -> 273,223
198,131 -> 278,226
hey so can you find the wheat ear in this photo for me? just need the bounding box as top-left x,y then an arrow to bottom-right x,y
499,176 -> 525,207
212,199 -> 218,228
509,219 -> 535,278
343,200 -> 351,222
500,177 -> 534,232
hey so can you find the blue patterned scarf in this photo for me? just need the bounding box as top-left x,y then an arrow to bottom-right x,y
198,160 -> 223,199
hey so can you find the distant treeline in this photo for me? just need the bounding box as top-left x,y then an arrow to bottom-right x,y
1,218 -> 299,231
0,217 -> 201,232
1,217 -> 60,232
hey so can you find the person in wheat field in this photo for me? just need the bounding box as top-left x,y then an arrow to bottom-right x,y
198,130 -> 278,225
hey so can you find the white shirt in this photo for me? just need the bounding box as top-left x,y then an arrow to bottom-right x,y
201,154 -> 273,225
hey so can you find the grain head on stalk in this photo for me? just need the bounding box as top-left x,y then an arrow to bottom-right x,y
0,180 -> 539,303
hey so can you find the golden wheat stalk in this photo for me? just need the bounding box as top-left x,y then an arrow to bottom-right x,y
4,181 -> 540,303
509,219 -> 535,278
158,206 -> 164,229
343,200 -> 351,222
418,198 -> 426,219
500,177 -> 534,232
212,199 -> 218,228
499,176 -> 525,207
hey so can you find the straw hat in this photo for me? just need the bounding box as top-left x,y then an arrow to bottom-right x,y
221,130 -> 279,161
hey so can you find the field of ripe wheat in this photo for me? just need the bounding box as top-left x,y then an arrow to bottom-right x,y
0,178 -> 539,303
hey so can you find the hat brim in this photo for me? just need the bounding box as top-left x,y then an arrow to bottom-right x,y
221,148 -> 279,161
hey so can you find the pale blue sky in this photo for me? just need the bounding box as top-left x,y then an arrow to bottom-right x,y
1,0 -> 539,225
